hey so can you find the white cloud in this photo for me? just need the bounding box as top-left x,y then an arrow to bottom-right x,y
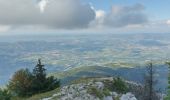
38,0 -> 49,13
103,4 -> 148,27
0,0 -> 95,29
90,4 -> 148,30
0,25 -> 10,32
90,10 -> 105,28
96,10 -> 105,19
166,20 -> 170,25
0,1 -> 164,33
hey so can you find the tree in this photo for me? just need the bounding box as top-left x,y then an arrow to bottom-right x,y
0,89 -> 11,100
32,59 -> 47,92
165,62 -> 170,100
32,59 -> 60,93
7,69 -> 33,97
45,76 -> 60,91
143,62 -> 160,100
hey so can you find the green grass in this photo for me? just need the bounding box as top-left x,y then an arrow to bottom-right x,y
11,88 -> 60,100
87,86 -> 104,99
103,88 -> 111,96
48,65 -> 98,79
69,77 -> 94,85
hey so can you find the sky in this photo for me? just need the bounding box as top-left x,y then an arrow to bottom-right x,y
0,0 -> 170,35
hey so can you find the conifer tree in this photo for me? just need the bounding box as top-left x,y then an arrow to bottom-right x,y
144,62 -> 160,100
32,59 -> 47,92
32,59 -> 60,92
165,62 -> 170,100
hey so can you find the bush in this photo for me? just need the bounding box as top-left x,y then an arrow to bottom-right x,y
7,69 -> 33,97
113,77 -> 128,93
0,89 -> 11,100
87,86 -> 104,99
45,76 -> 60,91
103,88 -> 110,96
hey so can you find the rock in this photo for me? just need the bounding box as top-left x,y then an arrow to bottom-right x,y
95,82 -> 104,89
41,78 -> 138,100
120,92 -> 137,100
111,92 -> 118,97
103,96 -> 113,100
42,97 -> 52,100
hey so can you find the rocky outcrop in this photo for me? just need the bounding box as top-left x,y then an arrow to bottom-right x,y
42,77 -> 138,100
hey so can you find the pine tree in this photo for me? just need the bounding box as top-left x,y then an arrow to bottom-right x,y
145,62 -> 154,100
32,59 -> 47,92
165,62 -> 170,100
144,62 -> 160,100
32,59 -> 60,93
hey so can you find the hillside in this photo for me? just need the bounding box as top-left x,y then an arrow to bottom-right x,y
21,77 -> 162,100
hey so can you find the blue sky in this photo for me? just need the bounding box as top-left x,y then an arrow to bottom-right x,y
0,0 -> 170,34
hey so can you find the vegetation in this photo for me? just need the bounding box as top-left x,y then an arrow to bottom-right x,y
32,59 -> 60,93
165,62 -> 170,100
87,86 -> 104,99
8,69 -> 33,97
143,62 -> 160,100
102,88 -> 110,96
0,59 -> 60,100
0,89 -> 11,100
112,77 -> 128,93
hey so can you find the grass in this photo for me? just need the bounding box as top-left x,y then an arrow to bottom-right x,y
48,65 -> 97,79
87,86 -> 104,99
11,88 -> 60,100
112,77 -> 128,93
103,88 -> 111,96
69,77 -> 94,85
104,62 -> 138,68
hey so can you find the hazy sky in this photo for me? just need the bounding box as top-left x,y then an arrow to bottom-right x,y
0,0 -> 170,34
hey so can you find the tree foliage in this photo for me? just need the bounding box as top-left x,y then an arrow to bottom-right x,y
32,59 -> 60,93
143,62 -> 160,100
165,62 -> 170,100
7,59 -> 60,97
0,89 -> 11,100
32,59 -> 47,92
7,69 -> 33,97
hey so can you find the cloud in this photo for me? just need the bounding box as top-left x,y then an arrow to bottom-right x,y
0,25 -> 10,32
166,20 -> 170,25
38,0 -> 49,13
0,0 -> 95,29
93,4 -> 148,28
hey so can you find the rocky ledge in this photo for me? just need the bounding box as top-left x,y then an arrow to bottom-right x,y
42,77 -> 142,100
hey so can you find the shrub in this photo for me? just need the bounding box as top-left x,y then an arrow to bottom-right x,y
45,76 -> 60,91
87,86 -> 104,99
103,88 -> 110,96
7,69 -> 33,97
113,77 -> 127,93
0,89 -> 11,100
